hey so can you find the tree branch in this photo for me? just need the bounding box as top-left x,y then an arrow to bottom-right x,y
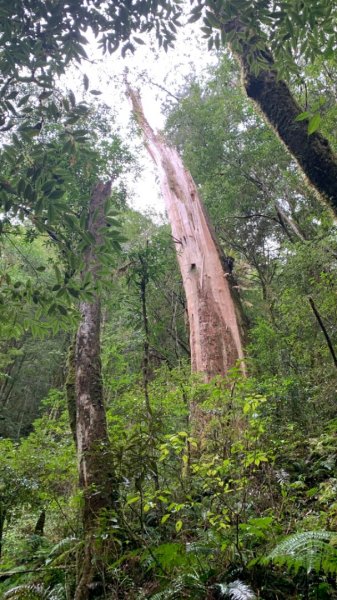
308,296 -> 337,370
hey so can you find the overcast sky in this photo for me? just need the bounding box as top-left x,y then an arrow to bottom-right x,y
64,23 -> 217,218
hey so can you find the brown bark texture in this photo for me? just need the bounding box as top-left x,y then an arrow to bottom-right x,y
74,181 -> 117,600
127,86 -> 245,381
34,509 -> 46,536
0,507 -> 6,559
65,340 -> 77,445
222,18 -> 337,217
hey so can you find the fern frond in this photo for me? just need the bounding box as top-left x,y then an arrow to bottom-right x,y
265,531 -> 337,575
3,584 -> 49,599
46,584 -> 66,600
46,536 -> 79,565
216,580 -> 257,600
149,576 -> 184,600
47,536 -> 78,558
150,571 -> 206,599
186,541 -> 214,555
3,583 -> 66,600
149,589 -> 176,600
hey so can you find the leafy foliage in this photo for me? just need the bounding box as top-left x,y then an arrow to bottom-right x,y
189,0 -> 337,77
2,3 -> 337,599
265,531 -> 337,575
3,583 -> 65,599
216,580 -> 257,600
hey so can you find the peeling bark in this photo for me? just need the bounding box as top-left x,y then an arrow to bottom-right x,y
74,182 -> 117,600
127,86 -> 245,381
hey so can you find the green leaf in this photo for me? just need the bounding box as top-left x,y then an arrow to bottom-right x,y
295,111 -> 310,122
308,113 -> 321,134
126,495 -> 140,505
161,513 -> 171,524
68,287 -> 80,298
83,73 -> 89,91
175,519 -> 183,533
48,189 -> 65,200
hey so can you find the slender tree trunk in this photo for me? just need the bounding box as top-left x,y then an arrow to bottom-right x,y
74,182 -> 118,600
274,203 -> 307,242
127,86 -> 246,382
219,18 -> 337,217
138,252 -> 161,491
139,254 -> 153,422
34,510 -> 46,536
0,506 -> 6,559
0,351 -> 26,408
266,206 -> 337,370
308,297 -> 337,371
65,340 -> 77,445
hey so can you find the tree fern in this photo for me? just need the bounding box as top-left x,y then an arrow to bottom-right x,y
216,580 -> 257,600
264,531 -> 337,575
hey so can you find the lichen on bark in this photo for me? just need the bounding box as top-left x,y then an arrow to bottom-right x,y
74,182 -> 118,600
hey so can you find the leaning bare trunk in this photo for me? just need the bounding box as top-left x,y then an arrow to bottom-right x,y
74,182 -> 117,600
127,86 -> 245,381
220,18 -> 337,217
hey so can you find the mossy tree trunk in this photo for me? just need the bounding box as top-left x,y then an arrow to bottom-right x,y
220,18 -> 337,217
74,182 -> 118,600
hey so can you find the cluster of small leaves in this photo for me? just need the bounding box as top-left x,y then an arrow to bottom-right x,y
188,0 -> 337,83
295,95 -> 329,134
0,75 -> 132,331
265,0 -> 337,73
0,0 -> 183,83
189,0 -> 262,52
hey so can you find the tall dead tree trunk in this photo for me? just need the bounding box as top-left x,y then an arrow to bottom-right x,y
74,181 -> 118,600
127,86 -> 245,381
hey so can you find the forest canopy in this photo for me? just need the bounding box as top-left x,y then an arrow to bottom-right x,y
1,1 -> 337,599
